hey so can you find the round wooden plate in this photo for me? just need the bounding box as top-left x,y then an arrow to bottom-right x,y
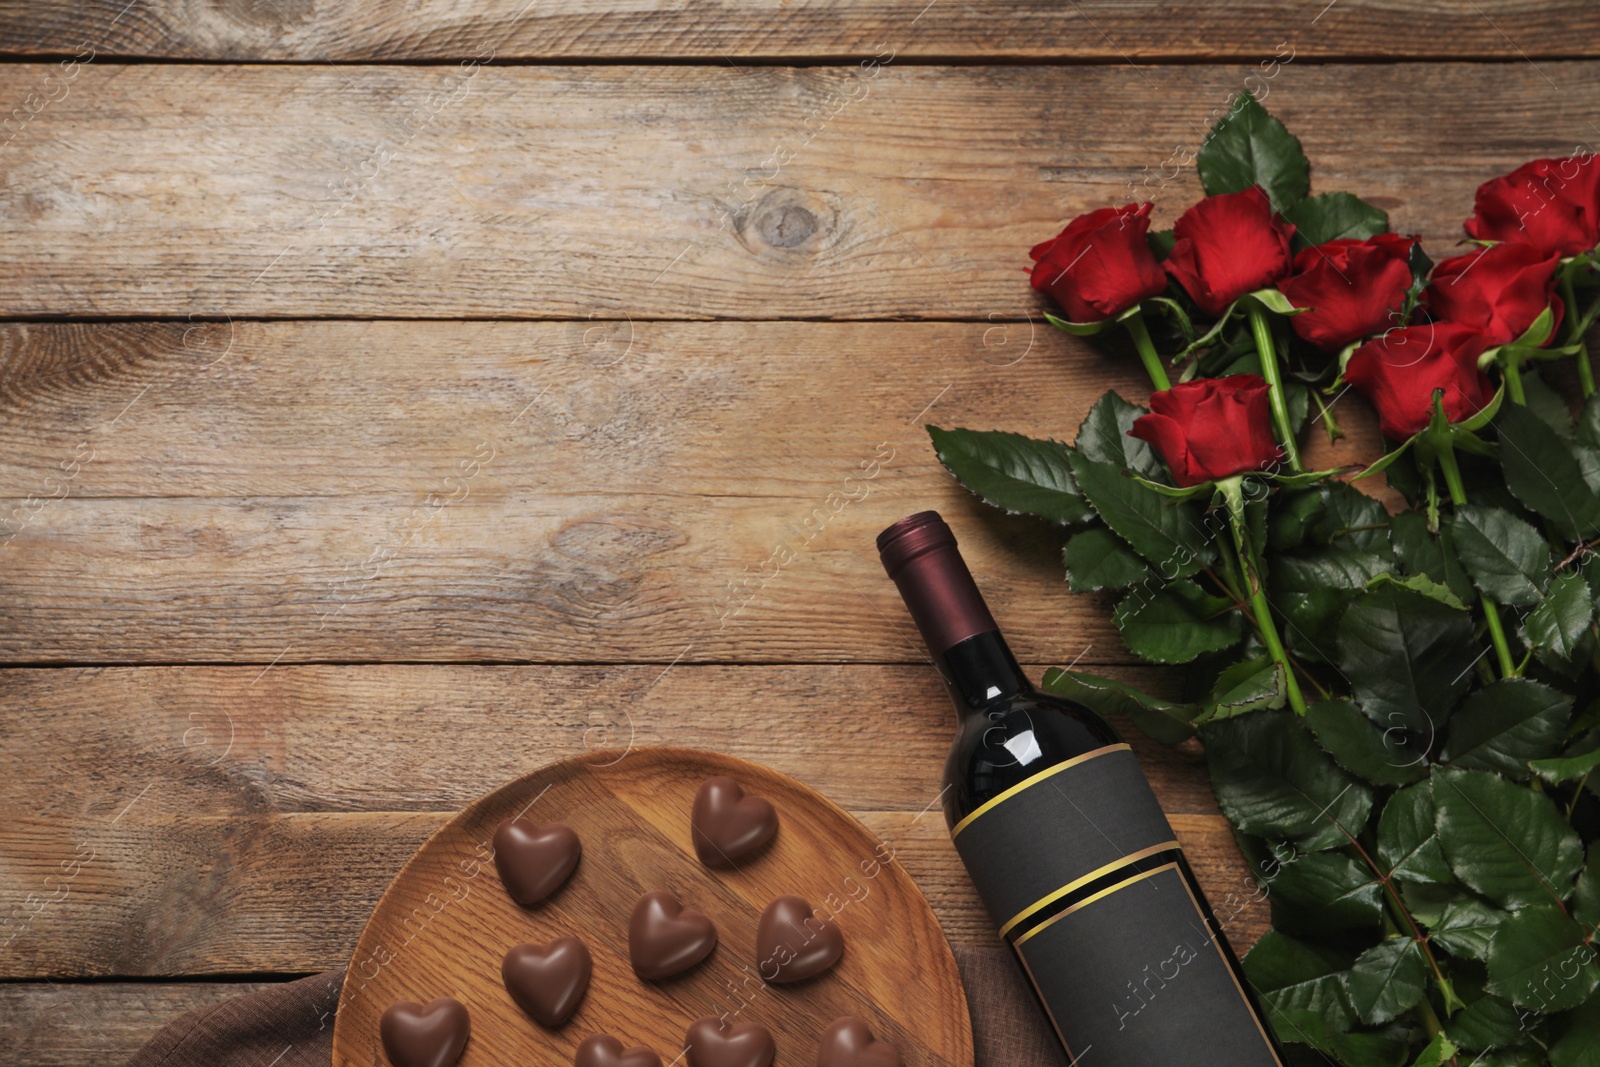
332,747 -> 973,1067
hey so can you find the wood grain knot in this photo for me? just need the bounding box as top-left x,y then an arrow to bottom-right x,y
739,188 -> 833,255
755,203 -> 818,248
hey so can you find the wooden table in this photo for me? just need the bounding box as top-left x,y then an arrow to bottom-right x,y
3,4 -> 1597,1062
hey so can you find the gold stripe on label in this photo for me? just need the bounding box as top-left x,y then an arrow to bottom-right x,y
1013,862 -> 1176,948
996,839 -> 1181,936
1009,862 -> 1286,1065
949,743 -> 1130,839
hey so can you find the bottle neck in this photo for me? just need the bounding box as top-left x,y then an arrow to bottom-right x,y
936,629 -> 1032,717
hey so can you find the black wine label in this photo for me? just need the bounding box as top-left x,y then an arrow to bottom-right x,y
950,744 -> 1281,1065
951,745 -> 1180,934
1012,863 -> 1282,1065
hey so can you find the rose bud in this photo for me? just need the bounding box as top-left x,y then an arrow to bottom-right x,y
1344,322 -> 1494,440
1277,233 -> 1416,351
1165,187 -> 1296,316
1464,154 -> 1600,258
1424,242 -> 1564,346
1028,202 -> 1169,322
1128,374 -> 1284,487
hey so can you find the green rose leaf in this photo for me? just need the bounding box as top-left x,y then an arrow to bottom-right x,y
1113,580 -> 1244,664
1241,930 -> 1357,1046
1063,526 -> 1150,594
1524,368 -> 1577,435
1550,994 -> 1600,1067
1433,767 -> 1584,908
1066,451 -> 1217,577
1367,571 -> 1467,611
1204,656 -> 1286,722
1524,571 -> 1595,665
1304,698 -> 1427,786
1580,389 -> 1600,450
1400,881 -> 1462,926
1039,667 -> 1199,745
1268,487 -> 1326,551
1390,511 -> 1475,606
1486,902 -> 1600,1011
1445,985 -> 1524,1053
1284,191 -> 1390,248
1442,678 -> 1571,779
1313,480 -> 1392,551
1203,709 -> 1374,852
1348,938 -> 1428,1025
926,426 -> 1094,525
1377,783 -> 1454,884
1147,228 -> 1176,261
1338,583 -> 1477,742
1573,847 -> 1600,933
1531,744 -> 1600,786
1451,504 -> 1553,608
1406,1033 -> 1458,1067
1429,897 -> 1509,962
1197,91 -> 1311,212
1330,1031 -> 1409,1067
1073,391 -> 1165,479
1498,402 -> 1600,540
1267,850 -> 1385,935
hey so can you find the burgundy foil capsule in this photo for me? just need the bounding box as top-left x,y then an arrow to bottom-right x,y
877,511 -> 999,659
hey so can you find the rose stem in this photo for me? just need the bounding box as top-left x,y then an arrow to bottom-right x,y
1561,272 -> 1595,398
1123,313 -> 1172,392
1246,307 -> 1302,471
1221,477 -> 1308,715
1434,438 -> 1517,678
1500,350 -> 1527,405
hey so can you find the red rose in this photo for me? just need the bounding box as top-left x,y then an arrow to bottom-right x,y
1165,187 -> 1296,315
1128,374 -> 1284,487
1424,242 -> 1563,346
1344,323 -> 1494,440
1028,203 -> 1168,322
1277,233 -> 1416,351
1464,154 -> 1600,258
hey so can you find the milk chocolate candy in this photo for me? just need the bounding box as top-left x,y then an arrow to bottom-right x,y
628,889 -> 717,979
755,895 -> 843,983
492,817 -> 580,907
684,1016 -> 775,1067
502,936 -> 592,1027
379,997 -> 470,1067
691,777 -> 778,867
574,1034 -> 663,1067
815,1018 -> 902,1067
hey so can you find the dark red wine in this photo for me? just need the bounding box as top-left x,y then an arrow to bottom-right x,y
878,511 -> 1285,1067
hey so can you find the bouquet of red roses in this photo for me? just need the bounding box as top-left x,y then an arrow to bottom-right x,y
930,93 -> 1600,1066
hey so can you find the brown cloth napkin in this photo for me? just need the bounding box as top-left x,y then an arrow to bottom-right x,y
125,945 -> 1067,1067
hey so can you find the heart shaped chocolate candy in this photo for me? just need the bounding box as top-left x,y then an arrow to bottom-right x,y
691,777 -> 778,867
815,1018 -> 902,1067
493,817 -> 581,907
502,936 -> 592,1027
685,1016 -> 775,1067
574,1034 -> 663,1067
628,889 -> 718,979
379,997 -> 470,1067
755,895 -> 843,983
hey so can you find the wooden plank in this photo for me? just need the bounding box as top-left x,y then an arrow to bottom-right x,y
0,1 -> 1595,61
0,322 -> 1384,665
0,663 -> 1223,820
0,665 -> 1266,977
3,979 -> 280,1067
0,62 -> 1597,317
0,810 -> 1256,977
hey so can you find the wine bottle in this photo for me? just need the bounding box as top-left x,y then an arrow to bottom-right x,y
877,511 -> 1285,1066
